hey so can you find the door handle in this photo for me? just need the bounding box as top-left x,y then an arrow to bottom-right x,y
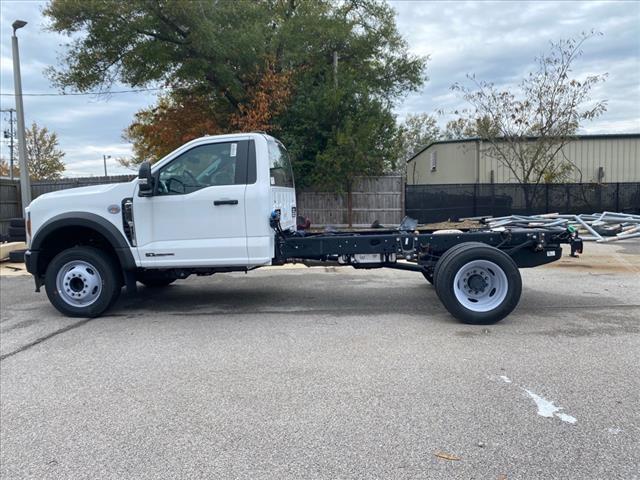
214,199 -> 239,206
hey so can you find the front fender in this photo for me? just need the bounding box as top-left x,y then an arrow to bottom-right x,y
30,212 -> 137,273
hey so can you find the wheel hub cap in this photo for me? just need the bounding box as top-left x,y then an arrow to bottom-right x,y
467,273 -> 487,292
56,261 -> 102,307
453,260 -> 508,312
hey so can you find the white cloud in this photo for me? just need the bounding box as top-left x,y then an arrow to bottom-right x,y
391,0 -> 640,133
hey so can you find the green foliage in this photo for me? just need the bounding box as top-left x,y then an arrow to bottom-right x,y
395,113 -> 441,168
307,95 -> 398,191
442,115 -> 499,140
0,123 -> 66,180
26,122 -> 66,180
44,0 -> 427,189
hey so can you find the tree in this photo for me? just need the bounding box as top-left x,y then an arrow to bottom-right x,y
44,0 -> 426,187
121,91 -> 222,168
0,157 -> 14,178
451,33 -> 607,210
0,123 -> 65,180
309,94 -> 398,225
121,60 -> 293,168
395,113 -> 441,169
229,60 -> 293,133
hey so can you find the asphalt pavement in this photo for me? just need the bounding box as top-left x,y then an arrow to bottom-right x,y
1,242 -> 639,479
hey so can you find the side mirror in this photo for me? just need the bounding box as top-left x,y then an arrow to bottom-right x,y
138,161 -> 154,197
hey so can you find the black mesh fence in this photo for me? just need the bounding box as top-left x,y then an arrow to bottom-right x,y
406,183 -> 640,223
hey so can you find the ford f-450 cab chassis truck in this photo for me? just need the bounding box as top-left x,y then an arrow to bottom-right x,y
24,133 -> 583,324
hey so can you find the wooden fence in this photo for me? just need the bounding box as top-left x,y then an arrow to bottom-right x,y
0,175 -> 404,236
297,176 -> 404,226
0,179 -> 21,236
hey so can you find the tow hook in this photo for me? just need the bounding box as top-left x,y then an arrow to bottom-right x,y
568,226 -> 583,257
570,236 -> 584,257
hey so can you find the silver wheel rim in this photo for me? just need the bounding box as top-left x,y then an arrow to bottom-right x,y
55,260 -> 103,307
453,259 -> 508,312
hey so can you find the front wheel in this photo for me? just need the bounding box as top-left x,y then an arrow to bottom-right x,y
434,244 -> 521,324
45,246 -> 121,318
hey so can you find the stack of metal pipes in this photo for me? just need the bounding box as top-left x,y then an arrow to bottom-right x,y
470,211 -> 640,243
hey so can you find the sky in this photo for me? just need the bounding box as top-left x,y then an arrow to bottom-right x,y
1,0 -> 639,177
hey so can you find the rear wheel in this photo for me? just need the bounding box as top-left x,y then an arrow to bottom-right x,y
434,244 -> 521,324
45,246 -> 121,317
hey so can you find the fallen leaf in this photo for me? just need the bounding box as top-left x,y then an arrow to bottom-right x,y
434,451 -> 461,461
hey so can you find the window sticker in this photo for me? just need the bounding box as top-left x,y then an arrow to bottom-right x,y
270,177 -> 275,185
230,143 -> 237,157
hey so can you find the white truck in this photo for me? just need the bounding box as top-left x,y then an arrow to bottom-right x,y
24,133 -> 583,324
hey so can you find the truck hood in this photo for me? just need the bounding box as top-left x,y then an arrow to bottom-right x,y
32,182 -> 134,203
27,181 -> 137,230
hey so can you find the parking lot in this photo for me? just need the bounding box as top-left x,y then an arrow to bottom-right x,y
1,242 -> 639,479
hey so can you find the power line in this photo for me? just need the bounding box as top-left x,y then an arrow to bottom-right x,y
0,87 -> 163,97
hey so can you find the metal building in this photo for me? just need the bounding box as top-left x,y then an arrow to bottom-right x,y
407,134 -> 640,185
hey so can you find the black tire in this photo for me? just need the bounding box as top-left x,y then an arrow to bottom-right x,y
8,234 -> 27,243
432,241 -> 487,289
8,249 -> 26,263
434,244 -> 522,324
8,226 -> 25,236
9,218 -> 25,228
45,246 -> 121,318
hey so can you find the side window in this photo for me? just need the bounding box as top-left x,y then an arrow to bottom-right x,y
157,142 -> 241,195
268,140 -> 294,188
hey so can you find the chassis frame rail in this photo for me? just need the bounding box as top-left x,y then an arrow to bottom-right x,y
277,227 -> 582,270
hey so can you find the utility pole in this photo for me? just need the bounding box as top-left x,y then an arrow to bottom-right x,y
1,108 -> 16,179
103,154 -> 111,177
12,19 -> 31,213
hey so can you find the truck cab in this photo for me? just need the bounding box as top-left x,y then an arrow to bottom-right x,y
132,132 -> 296,268
25,133 -> 296,317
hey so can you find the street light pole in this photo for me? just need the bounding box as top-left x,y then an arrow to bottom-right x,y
103,154 -> 112,177
12,20 -> 31,213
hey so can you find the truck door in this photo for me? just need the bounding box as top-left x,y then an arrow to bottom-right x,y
134,140 -> 250,267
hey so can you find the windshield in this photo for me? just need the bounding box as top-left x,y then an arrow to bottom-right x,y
268,139 -> 294,188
